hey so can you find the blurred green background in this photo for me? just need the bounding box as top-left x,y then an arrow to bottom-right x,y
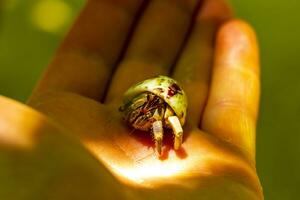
0,0 -> 299,199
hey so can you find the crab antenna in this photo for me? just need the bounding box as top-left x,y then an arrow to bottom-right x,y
167,116 -> 183,150
152,120 -> 163,155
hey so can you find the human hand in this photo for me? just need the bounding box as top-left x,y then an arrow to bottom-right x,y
28,0 -> 263,199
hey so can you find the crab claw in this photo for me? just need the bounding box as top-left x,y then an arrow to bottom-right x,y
168,116 -> 183,150
152,120 -> 163,155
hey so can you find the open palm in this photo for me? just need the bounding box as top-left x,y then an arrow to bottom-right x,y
28,0 -> 263,199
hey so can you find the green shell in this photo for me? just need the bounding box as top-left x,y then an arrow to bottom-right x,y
122,75 -> 187,125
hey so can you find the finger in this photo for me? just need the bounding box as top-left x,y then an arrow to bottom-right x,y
201,19 -> 260,161
105,0 -> 203,103
172,0 -> 232,125
29,0 -> 145,102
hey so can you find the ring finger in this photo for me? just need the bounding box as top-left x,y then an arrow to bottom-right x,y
172,0 -> 232,125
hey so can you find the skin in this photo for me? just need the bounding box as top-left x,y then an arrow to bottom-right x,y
0,0 -> 263,199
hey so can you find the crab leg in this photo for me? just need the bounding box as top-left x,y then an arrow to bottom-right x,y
152,120 -> 163,155
168,116 -> 183,150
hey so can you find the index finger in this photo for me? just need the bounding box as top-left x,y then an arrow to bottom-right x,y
29,0 -> 145,102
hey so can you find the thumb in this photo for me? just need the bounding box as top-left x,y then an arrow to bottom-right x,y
0,96 -> 124,199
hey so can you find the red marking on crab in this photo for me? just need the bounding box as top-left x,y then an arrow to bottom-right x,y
167,83 -> 182,98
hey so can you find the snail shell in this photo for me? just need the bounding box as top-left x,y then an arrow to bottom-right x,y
120,75 -> 187,126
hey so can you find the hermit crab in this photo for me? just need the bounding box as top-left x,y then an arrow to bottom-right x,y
119,75 -> 187,155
